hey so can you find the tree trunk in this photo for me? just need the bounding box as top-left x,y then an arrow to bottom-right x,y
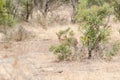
25,0 -> 34,22
70,0 -> 79,23
88,50 -> 92,59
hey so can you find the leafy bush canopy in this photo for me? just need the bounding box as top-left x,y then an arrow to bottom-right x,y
50,28 -> 78,61
76,0 -> 111,59
0,0 -> 15,27
50,0 -> 120,60
113,0 -> 120,21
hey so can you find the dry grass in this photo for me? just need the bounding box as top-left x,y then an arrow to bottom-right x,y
0,23 -> 119,80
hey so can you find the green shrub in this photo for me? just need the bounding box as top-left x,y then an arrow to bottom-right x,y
107,42 -> 120,57
0,0 -> 15,34
50,44 -> 71,61
49,28 -> 78,61
0,0 -> 15,25
113,0 -> 120,21
76,0 -> 111,59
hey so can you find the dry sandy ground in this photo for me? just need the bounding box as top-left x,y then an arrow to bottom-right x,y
0,23 -> 120,80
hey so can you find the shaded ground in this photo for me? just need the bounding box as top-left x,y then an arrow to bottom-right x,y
0,23 -> 120,80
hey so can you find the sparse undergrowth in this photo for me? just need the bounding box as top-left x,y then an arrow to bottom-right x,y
102,41 -> 120,60
49,27 -> 120,61
49,28 -> 79,61
49,0 -> 120,61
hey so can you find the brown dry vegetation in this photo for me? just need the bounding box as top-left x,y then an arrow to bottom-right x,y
0,21 -> 120,80
0,0 -> 120,80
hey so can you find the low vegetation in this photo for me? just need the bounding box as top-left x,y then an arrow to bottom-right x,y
76,0 -> 111,59
50,0 -> 120,61
0,0 -> 120,61
49,28 -> 78,61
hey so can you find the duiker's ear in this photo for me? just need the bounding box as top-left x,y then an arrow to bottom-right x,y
56,33 -> 58,36
56,33 -> 60,40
